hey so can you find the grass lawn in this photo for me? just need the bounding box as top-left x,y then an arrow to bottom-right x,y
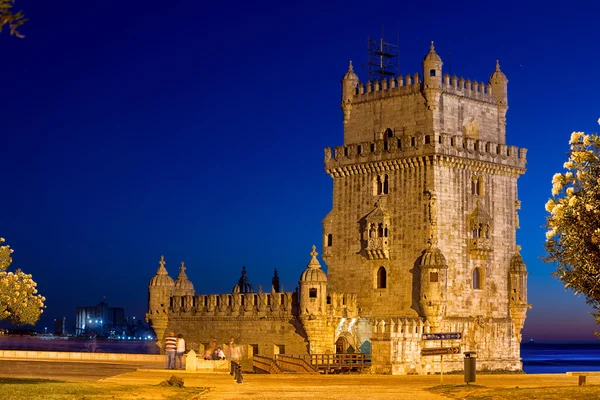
429,383 -> 600,400
0,378 -> 208,400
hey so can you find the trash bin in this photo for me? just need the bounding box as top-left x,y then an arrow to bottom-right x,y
464,352 -> 476,383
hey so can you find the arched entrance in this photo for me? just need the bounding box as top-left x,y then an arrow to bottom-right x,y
335,336 -> 348,354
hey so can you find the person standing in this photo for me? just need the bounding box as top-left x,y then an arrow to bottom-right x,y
164,331 -> 177,369
176,333 -> 186,369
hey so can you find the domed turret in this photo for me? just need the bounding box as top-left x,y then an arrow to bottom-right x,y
147,255 -> 175,342
232,266 -> 255,294
149,255 -> 175,288
299,245 -> 328,318
423,41 -> 442,63
418,242 -> 448,324
341,61 -> 359,124
422,41 -> 443,110
489,60 -> 508,106
509,245 -> 531,343
300,245 -> 327,282
510,249 -> 527,274
174,261 -> 195,297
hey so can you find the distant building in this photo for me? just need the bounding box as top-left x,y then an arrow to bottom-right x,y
53,317 -> 67,336
75,301 -> 126,337
146,43 -> 530,374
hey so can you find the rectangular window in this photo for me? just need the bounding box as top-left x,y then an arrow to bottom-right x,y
430,272 -> 439,283
309,288 -> 317,298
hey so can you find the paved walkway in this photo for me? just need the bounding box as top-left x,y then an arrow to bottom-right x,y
2,359 -> 600,399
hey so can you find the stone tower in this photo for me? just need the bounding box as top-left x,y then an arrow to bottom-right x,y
323,42 -> 529,373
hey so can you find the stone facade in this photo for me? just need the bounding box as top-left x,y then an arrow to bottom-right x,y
146,42 -> 530,375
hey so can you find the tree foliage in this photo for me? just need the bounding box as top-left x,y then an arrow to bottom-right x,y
0,238 -> 45,325
0,0 -> 26,38
544,121 -> 600,328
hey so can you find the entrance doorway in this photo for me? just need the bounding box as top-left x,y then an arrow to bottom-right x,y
335,336 -> 348,354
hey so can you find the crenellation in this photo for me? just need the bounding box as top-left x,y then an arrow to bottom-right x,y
325,134 -> 526,174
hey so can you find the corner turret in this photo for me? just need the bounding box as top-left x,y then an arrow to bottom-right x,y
341,61 -> 359,124
174,261 -> 195,297
418,241 -> 448,327
422,41 -> 443,113
147,255 -> 175,341
422,41 -> 443,89
489,60 -> 508,143
509,246 -> 531,342
299,245 -> 327,318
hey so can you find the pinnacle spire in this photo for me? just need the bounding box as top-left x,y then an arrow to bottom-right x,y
156,255 -> 168,275
178,261 -> 188,279
307,245 -> 321,269
348,60 -> 354,72
496,59 -> 501,71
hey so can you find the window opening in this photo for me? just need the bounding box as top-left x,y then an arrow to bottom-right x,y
309,288 -> 317,298
376,267 -> 387,289
383,174 -> 389,194
473,268 -> 482,290
430,272 -> 439,283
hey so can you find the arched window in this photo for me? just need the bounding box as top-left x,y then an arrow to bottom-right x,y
376,267 -> 387,289
472,267 -> 483,290
375,176 -> 382,195
383,174 -> 389,194
383,226 -> 389,237
369,223 -> 376,238
377,223 -> 384,238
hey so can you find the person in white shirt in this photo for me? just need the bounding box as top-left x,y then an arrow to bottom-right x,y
176,334 -> 186,369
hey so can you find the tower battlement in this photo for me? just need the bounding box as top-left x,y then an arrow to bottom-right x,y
325,133 -> 527,174
162,292 -> 296,318
350,72 -> 496,105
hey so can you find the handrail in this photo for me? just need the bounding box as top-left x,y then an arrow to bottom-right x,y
252,354 -> 282,374
275,354 -> 318,373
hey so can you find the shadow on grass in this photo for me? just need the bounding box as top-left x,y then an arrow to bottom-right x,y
0,377 -> 66,384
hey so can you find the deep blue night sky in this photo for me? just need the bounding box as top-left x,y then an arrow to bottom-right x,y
1,0 -> 599,341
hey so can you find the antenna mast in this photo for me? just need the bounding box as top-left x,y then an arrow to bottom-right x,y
367,26 -> 400,82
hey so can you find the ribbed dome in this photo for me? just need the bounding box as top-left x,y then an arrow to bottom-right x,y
174,261 -> 194,291
420,244 -> 447,267
301,267 -> 327,282
510,246 -> 527,273
490,60 -> 507,82
300,245 -> 327,282
149,255 -> 175,287
342,60 -> 359,82
232,266 -> 254,293
423,41 -> 442,62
